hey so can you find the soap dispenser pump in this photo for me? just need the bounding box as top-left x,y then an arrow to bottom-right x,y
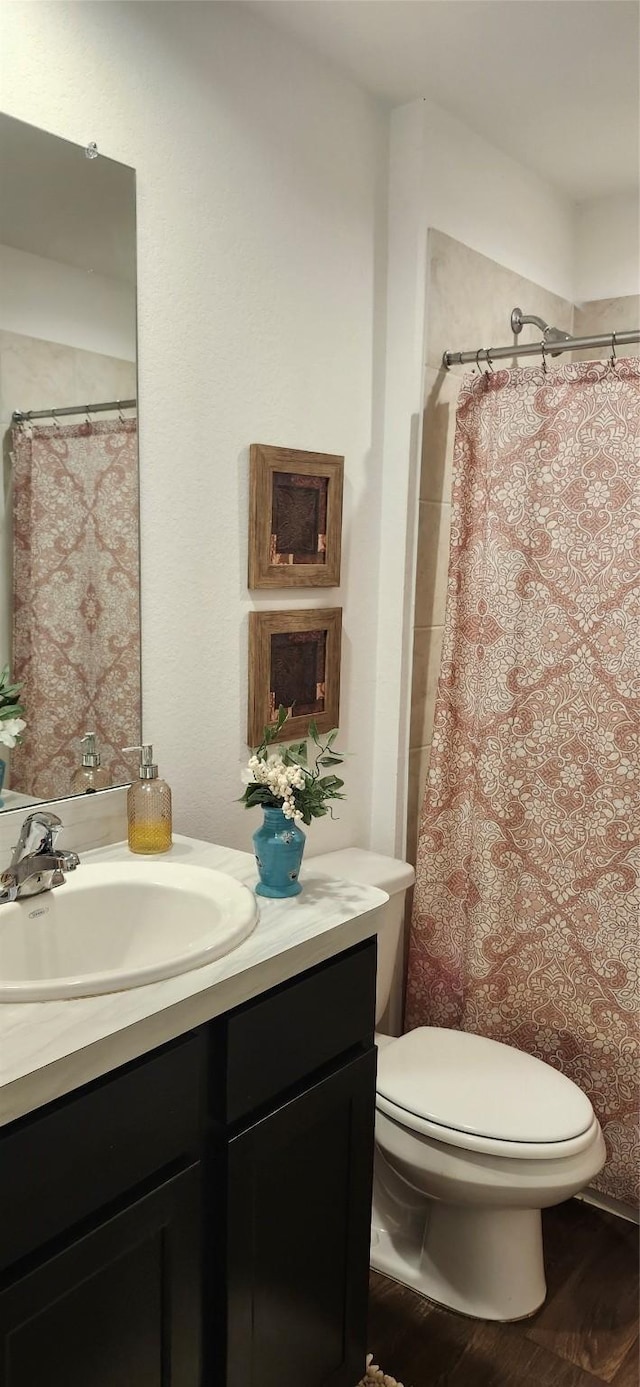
123,743 -> 172,854
71,732 -> 112,794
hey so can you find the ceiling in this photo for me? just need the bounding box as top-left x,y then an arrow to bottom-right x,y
245,0 -> 640,202
0,114 -> 136,284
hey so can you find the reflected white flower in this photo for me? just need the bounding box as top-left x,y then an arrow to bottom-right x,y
0,717 -> 26,748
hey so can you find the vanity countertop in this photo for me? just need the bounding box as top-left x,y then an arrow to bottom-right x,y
0,835 -> 386,1128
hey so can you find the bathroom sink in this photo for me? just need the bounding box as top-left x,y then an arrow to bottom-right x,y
0,861 -> 258,1001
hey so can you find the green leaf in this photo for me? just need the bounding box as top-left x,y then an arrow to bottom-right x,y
308,718 -> 320,745
317,754 -> 343,768
285,750 -> 307,769
286,741 -> 308,763
241,784 -> 281,810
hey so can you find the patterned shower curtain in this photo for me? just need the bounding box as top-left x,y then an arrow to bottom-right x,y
406,358 -> 639,1207
11,419 -> 141,798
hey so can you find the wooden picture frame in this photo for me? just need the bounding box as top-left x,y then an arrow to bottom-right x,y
248,608 -> 342,746
249,444 -> 343,588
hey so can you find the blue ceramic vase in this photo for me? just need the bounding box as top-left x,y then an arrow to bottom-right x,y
253,806 -> 306,898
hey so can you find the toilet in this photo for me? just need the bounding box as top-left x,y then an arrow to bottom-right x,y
311,847 -> 606,1322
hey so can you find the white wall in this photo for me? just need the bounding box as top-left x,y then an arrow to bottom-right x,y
0,244 -> 136,361
370,102 -> 426,856
373,97 -> 577,856
0,0 -> 388,851
420,100 -> 576,302
574,192 -> 640,302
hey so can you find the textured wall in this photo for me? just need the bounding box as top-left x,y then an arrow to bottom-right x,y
0,0 -> 388,850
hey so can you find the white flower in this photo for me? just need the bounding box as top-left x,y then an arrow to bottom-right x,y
243,753 -> 306,804
0,717 -> 25,748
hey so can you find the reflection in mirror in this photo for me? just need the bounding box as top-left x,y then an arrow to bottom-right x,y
0,115 -> 141,810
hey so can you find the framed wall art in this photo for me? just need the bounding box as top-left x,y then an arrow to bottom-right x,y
248,607 -> 342,746
248,444 -> 344,588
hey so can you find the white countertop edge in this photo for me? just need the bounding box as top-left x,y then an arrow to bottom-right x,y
0,834 -> 387,1126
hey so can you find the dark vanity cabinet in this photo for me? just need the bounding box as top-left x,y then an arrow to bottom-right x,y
0,938 -> 377,1387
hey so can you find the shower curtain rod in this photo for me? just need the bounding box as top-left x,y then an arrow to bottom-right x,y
443,329 -> 640,369
12,398 -> 137,424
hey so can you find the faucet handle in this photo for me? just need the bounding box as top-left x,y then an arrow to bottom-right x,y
12,811 -> 63,866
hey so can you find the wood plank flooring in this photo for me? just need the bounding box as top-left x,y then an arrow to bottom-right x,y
368,1200 -> 639,1387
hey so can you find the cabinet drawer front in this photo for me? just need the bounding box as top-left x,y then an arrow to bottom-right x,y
0,1034 -> 204,1273
221,938 -> 376,1123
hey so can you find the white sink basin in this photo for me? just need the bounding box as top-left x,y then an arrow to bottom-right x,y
0,861 -> 258,1001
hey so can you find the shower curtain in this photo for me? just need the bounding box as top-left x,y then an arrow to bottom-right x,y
406,358 -> 639,1207
11,419 -> 141,799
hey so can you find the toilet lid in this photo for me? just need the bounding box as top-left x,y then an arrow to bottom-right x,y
376,1028 -> 594,1144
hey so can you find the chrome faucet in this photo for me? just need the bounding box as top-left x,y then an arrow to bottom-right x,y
0,811 -> 80,904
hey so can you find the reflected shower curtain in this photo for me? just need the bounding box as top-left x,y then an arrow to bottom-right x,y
406,358 -> 639,1206
11,419 -> 141,798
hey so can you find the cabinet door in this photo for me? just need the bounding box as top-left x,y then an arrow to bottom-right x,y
0,1164 -> 202,1387
223,1048 -> 376,1387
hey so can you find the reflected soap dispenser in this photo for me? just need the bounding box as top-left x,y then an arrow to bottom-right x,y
71,732 -> 112,794
123,743 -> 172,854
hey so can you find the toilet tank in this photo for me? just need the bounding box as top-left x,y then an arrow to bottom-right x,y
308,848 -> 415,1025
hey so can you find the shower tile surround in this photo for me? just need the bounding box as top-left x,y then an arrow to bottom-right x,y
407,230 -> 638,864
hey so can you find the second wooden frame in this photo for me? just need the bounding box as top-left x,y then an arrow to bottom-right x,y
248,607 -> 342,746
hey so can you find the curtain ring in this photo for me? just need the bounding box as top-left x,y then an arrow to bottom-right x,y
486,348 -> 494,373
610,331 -> 617,368
475,348 -> 483,374
85,405 -> 92,428
51,409 -> 60,431
117,400 -> 125,425
541,339 -> 548,375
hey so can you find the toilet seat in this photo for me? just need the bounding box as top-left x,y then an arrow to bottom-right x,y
376,1093 -> 601,1160
376,1027 -> 597,1160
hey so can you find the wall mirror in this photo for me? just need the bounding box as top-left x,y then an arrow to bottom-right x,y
0,114 -> 140,811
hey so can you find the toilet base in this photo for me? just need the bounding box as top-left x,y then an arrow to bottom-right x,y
371,1196 -> 546,1321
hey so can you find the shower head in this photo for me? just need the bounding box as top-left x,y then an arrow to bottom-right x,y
511,307 -> 573,356
543,324 -> 574,354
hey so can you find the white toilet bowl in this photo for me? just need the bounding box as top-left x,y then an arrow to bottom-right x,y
310,848 -> 606,1322
372,1027 -> 606,1320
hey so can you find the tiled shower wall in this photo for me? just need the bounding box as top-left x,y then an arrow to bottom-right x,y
407,229 -> 639,865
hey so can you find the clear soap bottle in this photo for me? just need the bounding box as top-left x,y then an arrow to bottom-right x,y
71,732 -> 112,793
123,743 -> 172,854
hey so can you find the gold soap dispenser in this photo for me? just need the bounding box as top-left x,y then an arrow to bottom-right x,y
123,743 -> 172,854
71,732 -> 112,794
